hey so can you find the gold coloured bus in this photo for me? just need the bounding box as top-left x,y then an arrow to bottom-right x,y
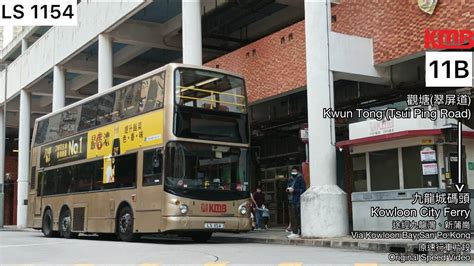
27,63 -> 251,242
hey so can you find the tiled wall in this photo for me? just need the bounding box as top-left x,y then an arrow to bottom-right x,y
332,0 -> 474,65
206,21 -> 307,103
206,0 -> 473,102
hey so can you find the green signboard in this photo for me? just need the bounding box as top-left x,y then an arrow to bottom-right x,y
469,162 -> 474,171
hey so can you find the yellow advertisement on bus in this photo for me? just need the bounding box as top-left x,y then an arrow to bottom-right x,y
85,110 -> 164,183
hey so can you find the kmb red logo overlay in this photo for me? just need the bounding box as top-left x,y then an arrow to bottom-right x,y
425,29 -> 474,49
201,203 -> 227,213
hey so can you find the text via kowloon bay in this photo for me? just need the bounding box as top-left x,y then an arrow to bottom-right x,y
351,231 -> 471,241
323,108 -> 471,121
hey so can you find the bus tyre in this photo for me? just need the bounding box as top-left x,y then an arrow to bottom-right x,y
117,206 -> 139,242
42,209 -> 58,237
191,232 -> 212,243
59,208 -> 78,239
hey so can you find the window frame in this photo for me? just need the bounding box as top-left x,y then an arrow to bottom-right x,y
402,145 -> 440,189
174,67 -> 248,114
352,144 -> 444,193
351,153 -> 367,192
142,147 -> 164,187
369,148 -> 400,191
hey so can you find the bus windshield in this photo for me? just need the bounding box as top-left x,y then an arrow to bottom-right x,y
165,142 -> 249,200
175,68 -> 246,113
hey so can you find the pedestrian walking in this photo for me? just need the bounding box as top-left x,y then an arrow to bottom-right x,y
251,186 -> 265,230
260,204 -> 270,229
286,167 -> 306,239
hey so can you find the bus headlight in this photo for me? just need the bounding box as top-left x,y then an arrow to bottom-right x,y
179,204 -> 189,215
239,205 -> 248,215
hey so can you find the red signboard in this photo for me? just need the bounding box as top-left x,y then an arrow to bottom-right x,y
424,29 -> 474,49
201,203 -> 227,213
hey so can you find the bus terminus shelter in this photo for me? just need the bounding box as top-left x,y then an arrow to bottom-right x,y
2,0 -> 474,237
337,112 -> 474,231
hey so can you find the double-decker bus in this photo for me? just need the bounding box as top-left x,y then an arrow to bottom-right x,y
27,64 -> 251,242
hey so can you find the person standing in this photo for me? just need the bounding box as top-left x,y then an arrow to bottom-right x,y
251,186 -> 265,230
287,167 -> 306,239
284,173 -> 295,233
260,204 -> 270,229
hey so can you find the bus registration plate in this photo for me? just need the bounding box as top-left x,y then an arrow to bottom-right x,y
204,223 -> 224,229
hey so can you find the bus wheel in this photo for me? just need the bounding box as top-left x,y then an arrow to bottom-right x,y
117,206 -> 139,242
42,209 -> 58,237
59,208 -> 78,239
191,232 -> 212,243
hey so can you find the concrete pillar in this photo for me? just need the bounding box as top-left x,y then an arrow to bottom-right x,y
52,65 -> 66,111
0,108 -> 4,183
0,108 -> 4,227
182,0 -> 202,65
21,39 -> 28,53
17,90 -> 31,228
300,0 -> 349,237
98,34 -> 113,92
3,26 -> 14,48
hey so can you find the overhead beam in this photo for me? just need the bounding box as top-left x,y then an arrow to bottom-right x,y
113,45 -> 151,67
66,44 -> 150,92
38,96 -> 55,108
276,0 -> 304,7
110,20 -> 180,51
63,53 -> 100,75
29,79 -> 89,99
114,62 -> 163,78
276,0 -> 338,5
161,14 -> 182,37
64,54 -> 135,79
8,106 -> 50,115
69,74 -> 98,92
228,6 -> 303,41
111,19 -> 221,55
31,91 -> 87,100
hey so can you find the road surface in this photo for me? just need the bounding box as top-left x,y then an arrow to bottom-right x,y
1,230 -> 390,265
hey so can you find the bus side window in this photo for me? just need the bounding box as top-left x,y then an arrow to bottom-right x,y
114,153 -> 137,188
37,171 -> 43,197
143,149 -> 162,186
43,170 -> 58,196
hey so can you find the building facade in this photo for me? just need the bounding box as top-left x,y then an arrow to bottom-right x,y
0,0 -> 472,235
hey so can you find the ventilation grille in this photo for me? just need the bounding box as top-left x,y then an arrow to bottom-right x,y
73,207 -> 85,231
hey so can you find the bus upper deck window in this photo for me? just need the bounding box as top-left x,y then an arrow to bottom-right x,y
175,68 -> 246,113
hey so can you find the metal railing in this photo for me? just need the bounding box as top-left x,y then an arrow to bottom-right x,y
177,86 -> 245,110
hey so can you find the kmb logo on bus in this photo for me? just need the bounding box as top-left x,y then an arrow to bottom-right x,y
201,203 -> 227,213
424,29 -> 474,49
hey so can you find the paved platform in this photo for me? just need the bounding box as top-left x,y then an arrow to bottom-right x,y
0,225 -> 36,231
